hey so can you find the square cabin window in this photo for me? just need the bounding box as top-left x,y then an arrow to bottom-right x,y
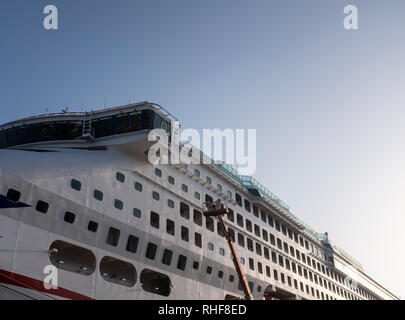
181,226 -> 189,242
177,255 -> 187,271
155,168 -> 162,177
36,200 -> 49,214
162,249 -> 173,266
88,220 -> 98,232
193,210 -> 202,226
145,242 -> 158,260
126,235 -> 139,253
166,219 -> 175,236
6,188 -> 21,202
236,214 -> 244,228
246,219 -> 252,232
70,179 -> 81,191
181,184 -> 188,193
94,189 -> 103,201
114,199 -> 123,210
152,191 -> 160,201
194,169 -> 200,177
206,266 -> 213,275
134,182 -> 143,192
106,227 -> 120,247
168,199 -> 175,209
133,208 -> 141,218
116,172 -> 125,183
194,192 -> 200,200
195,232 -> 202,248
168,176 -> 175,185
64,211 -> 76,224
227,208 -> 234,222
150,211 -> 160,229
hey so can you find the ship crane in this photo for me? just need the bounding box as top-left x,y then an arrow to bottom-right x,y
203,199 -> 253,300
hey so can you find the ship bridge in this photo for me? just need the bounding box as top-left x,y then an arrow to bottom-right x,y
0,102 -> 176,150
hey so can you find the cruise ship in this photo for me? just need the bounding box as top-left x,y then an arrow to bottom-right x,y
0,101 -> 399,300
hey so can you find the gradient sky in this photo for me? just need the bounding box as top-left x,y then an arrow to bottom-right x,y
1,0 -> 404,298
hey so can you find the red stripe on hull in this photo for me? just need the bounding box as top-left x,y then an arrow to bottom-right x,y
0,269 -> 93,300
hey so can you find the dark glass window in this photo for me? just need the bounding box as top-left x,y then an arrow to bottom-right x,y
235,193 -> 242,206
114,114 -> 130,134
193,210 -> 202,226
244,199 -> 251,212
152,191 -> 160,201
64,211 -> 76,224
6,189 -> 21,203
206,216 -> 214,232
93,116 -> 113,138
88,221 -> 98,232
71,179 -> 81,191
181,184 -> 188,193
155,168 -> 162,177
106,227 -> 120,247
195,232 -> 202,248
237,214 -> 244,227
94,190 -> 103,201
206,266 -> 213,275
128,111 -> 143,131
227,208 -> 234,222
133,208 -> 141,218
162,249 -> 173,266
246,219 -> 252,232
146,242 -> 158,260
168,176 -> 175,185
180,202 -> 190,219
116,172 -> 125,183
134,182 -> 143,192
181,226 -> 189,242
166,219 -> 175,236
36,200 -> 49,214
114,199 -> 123,210
247,238 -> 253,252
168,199 -> 175,208
150,211 -> 160,229
238,233 -> 245,247
126,235 -> 139,253
193,261 -> 199,270
177,255 -> 187,271
253,205 -> 259,217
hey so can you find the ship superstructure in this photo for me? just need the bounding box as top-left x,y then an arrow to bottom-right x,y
0,102 -> 399,300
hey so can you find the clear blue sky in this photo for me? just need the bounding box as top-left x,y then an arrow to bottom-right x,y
1,0 -> 405,298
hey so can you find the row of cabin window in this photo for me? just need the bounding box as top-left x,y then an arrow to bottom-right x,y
242,242 -> 361,300
151,190 -> 343,291
6,188 -> 369,300
233,223 -> 359,298
243,255 -> 358,300
155,166 -> 319,263
50,240 -> 173,296
192,169 -> 232,199
226,206 -> 336,280
233,193 -> 312,251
